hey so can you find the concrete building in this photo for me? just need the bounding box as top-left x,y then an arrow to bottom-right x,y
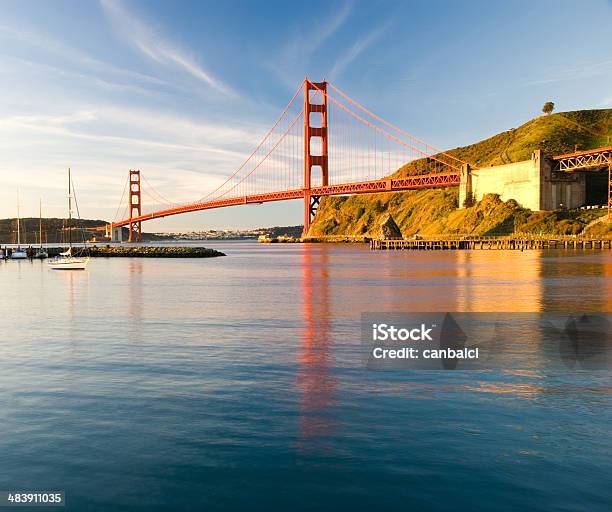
111,226 -> 124,242
459,150 -> 588,211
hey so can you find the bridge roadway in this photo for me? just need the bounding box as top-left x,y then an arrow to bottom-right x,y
101,146 -> 611,234
108,172 -> 460,228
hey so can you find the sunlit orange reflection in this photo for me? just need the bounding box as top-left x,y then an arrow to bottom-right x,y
296,244 -> 336,451
455,250 -> 543,312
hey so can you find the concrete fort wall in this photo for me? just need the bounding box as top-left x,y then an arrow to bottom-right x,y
459,150 -> 586,211
472,157 -> 541,210
111,227 -> 124,242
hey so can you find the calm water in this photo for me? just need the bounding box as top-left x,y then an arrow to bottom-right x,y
0,242 -> 611,511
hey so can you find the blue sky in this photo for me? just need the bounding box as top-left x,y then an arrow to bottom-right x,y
1,0 -> 612,230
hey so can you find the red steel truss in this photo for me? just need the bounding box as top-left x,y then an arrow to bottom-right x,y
553,146 -> 612,172
552,146 -> 612,219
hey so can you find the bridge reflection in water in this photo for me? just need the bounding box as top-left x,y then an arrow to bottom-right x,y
297,245 -> 336,452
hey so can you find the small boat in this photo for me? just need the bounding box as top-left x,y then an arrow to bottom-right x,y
49,169 -> 89,270
11,189 -> 28,260
11,248 -> 27,259
48,247 -> 88,270
34,198 -> 48,259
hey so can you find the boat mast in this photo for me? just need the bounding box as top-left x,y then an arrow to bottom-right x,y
39,198 -> 43,250
16,188 -> 21,248
68,168 -> 72,251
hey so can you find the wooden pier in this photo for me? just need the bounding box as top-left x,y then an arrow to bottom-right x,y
370,236 -> 612,251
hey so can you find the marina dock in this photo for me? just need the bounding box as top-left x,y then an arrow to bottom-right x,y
370,236 -> 612,251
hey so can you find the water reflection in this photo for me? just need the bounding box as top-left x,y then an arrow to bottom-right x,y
538,251 -> 612,311
128,259 -> 143,327
297,245 -> 336,452
455,250 -> 543,312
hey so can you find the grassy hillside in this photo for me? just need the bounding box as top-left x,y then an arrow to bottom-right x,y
309,191 -> 610,238
309,109 -> 612,237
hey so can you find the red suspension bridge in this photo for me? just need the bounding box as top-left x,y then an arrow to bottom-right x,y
101,79 -> 467,241
99,79 -> 612,241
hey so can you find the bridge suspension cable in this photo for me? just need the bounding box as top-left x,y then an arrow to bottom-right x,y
112,173 -> 130,223
212,108 -> 304,201
191,83 -> 304,205
141,174 -> 177,207
326,82 -> 465,169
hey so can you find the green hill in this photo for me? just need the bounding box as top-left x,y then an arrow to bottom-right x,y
308,109 -> 612,238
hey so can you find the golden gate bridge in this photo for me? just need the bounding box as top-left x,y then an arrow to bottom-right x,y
101,79 -> 467,241
99,79 -> 612,241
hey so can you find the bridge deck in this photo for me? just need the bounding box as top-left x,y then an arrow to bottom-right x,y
109,172 -> 459,228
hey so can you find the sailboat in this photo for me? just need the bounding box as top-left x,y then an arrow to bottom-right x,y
11,189 -> 27,260
49,169 -> 89,270
34,198 -> 48,259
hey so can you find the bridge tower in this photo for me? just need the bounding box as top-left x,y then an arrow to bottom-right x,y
129,169 -> 142,242
303,79 -> 328,237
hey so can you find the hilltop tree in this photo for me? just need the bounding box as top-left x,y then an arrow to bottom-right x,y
542,101 -> 555,115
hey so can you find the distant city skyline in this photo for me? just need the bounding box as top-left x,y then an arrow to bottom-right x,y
1,0 -> 612,230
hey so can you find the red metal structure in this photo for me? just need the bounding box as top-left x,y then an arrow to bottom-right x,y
303,80 -> 329,233
128,169 -> 142,242
103,79 -> 469,238
552,146 -> 612,171
552,146 -> 612,219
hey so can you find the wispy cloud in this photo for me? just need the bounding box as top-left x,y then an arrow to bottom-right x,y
0,102 -> 266,219
0,54 -> 165,100
266,1 -> 353,88
0,105 -> 261,164
522,59 -> 612,88
313,1 -> 353,47
329,22 -> 390,80
471,58 -> 612,100
0,23 -> 168,91
100,0 -> 235,97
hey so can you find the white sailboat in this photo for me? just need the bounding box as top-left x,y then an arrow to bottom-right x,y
11,189 -> 27,260
49,169 -> 89,270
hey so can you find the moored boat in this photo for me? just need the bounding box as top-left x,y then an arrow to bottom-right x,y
11,190 -> 28,260
48,248 -> 88,270
49,169 -> 89,271
11,248 -> 28,260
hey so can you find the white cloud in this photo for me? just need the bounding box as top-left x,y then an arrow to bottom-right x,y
100,0 -> 235,97
0,98 -> 271,224
329,22 -> 389,80
0,23 -> 166,88
266,1 -> 353,88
